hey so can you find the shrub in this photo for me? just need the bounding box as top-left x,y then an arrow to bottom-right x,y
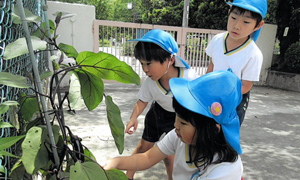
121,42 -> 135,56
284,41 -> 300,74
99,39 -> 112,47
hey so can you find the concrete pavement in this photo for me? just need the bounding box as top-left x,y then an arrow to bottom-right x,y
63,83 -> 300,180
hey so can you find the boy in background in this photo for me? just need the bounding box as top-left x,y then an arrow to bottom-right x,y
206,0 -> 267,124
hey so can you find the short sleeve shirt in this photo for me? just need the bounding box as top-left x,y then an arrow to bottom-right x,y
157,129 -> 243,180
138,68 -> 199,112
206,32 -> 263,81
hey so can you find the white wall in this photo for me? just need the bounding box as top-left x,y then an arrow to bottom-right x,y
47,1 -> 95,53
47,1 -> 95,87
256,23 -> 277,85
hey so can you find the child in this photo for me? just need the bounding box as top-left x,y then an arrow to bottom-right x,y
125,29 -> 198,180
104,70 -> 243,180
206,0 -> 267,124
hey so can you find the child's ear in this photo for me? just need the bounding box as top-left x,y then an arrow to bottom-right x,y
254,20 -> 265,31
216,124 -> 221,132
170,55 -> 176,65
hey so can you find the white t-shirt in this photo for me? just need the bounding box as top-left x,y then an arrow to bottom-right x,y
157,129 -> 243,180
206,32 -> 263,81
138,67 -> 199,112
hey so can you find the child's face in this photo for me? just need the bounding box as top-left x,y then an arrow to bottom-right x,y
227,8 -> 262,42
174,115 -> 195,145
139,59 -> 170,81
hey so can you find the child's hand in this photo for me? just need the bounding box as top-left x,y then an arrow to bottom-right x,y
125,119 -> 138,134
103,158 -> 118,170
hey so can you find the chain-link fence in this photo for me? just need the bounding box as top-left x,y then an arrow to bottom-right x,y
0,0 -> 48,179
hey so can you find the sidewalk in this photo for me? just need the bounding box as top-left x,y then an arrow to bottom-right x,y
63,83 -> 300,180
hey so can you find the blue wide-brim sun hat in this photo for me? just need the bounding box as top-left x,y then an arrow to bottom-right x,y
227,0 -> 268,42
170,70 -> 243,154
129,29 -> 190,68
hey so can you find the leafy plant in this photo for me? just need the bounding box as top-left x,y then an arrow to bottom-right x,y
1,4 -> 139,180
283,41 -> 300,73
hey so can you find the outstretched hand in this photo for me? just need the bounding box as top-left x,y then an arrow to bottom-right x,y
103,158 -> 119,170
125,119 -> 138,134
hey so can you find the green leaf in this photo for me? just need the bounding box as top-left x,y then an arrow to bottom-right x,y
105,96 -> 124,154
40,71 -> 53,80
73,70 -> 104,111
52,60 -> 60,70
3,36 -> 47,60
83,148 -> 96,162
10,159 -> 26,180
0,135 -> 25,151
55,12 -> 63,25
58,43 -> 79,59
12,5 -> 42,24
70,161 -> 108,180
19,92 -> 39,121
0,150 -> 20,158
68,72 -> 82,109
0,165 -> 4,173
106,169 -> 128,180
0,103 -> 9,115
1,101 -> 19,106
32,20 -> 55,39
76,51 -> 140,85
9,105 -> 20,132
21,126 -> 49,175
0,72 -> 30,89
0,122 -> 14,129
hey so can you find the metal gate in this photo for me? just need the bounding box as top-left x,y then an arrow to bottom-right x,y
93,20 -> 225,80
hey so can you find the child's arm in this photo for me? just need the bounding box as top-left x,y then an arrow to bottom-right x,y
103,145 -> 167,171
241,80 -> 253,94
125,100 -> 148,134
206,59 -> 214,73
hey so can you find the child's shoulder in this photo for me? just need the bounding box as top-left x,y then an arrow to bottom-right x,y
181,67 -> 199,80
213,32 -> 227,40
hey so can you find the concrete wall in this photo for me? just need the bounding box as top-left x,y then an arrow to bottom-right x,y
255,23 -> 278,85
267,71 -> 300,92
47,1 -> 95,53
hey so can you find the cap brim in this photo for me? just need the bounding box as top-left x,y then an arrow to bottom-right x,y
226,2 -> 262,17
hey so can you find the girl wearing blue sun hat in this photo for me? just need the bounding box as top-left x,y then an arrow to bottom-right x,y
104,70 -> 243,180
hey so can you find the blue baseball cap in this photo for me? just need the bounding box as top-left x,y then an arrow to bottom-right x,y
227,0 -> 268,42
170,70 -> 243,154
129,29 -> 190,68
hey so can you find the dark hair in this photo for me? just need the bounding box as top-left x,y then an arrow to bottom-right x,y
230,6 -> 262,28
172,97 -> 238,171
134,41 -> 171,64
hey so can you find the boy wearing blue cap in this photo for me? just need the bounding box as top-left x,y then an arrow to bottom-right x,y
206,0 -> 267,124
104,70 -> 243,180
125,29 -> 198,179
